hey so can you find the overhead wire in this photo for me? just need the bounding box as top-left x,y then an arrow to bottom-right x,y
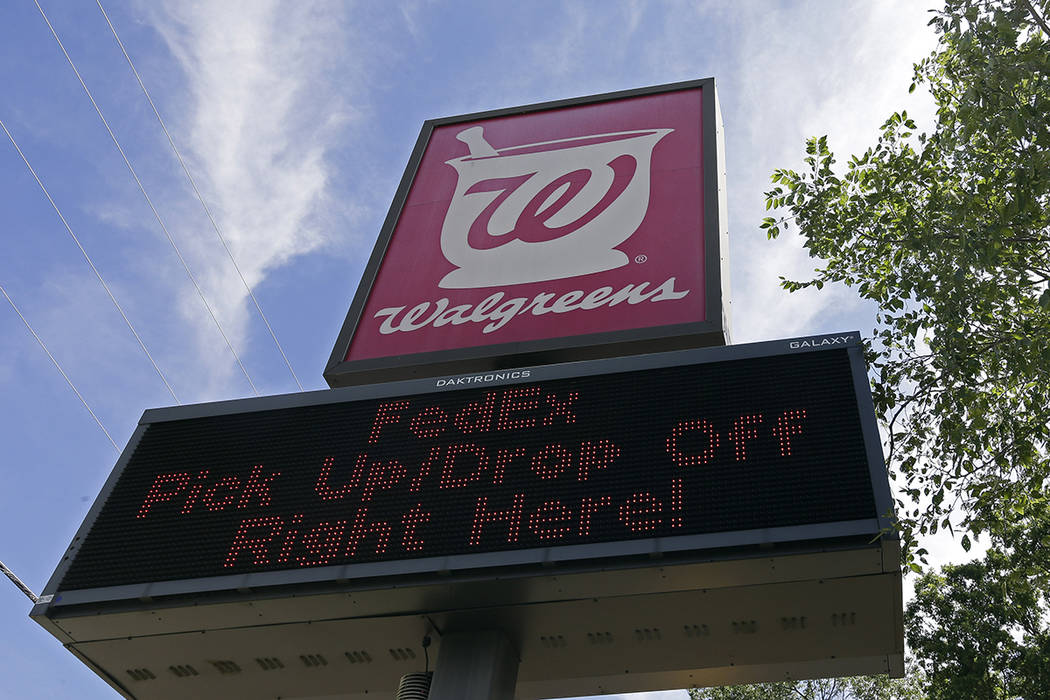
0,558 -> 39,603
33,0 -> 260,397
0,283 -> 120,453
95,0 -> 305,392
0,117 -> 180,404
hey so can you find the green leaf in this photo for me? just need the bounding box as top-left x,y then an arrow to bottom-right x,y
759,0 -> 1050,588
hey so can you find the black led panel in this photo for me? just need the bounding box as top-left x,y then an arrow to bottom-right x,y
54,339 -> 886,594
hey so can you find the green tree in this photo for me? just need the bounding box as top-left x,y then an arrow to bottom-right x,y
759,2 -> 1050,697
688,674 -> 925,700
761,0 -> 1050,557
905,504 -> 1050,698
689,681 -> 795,700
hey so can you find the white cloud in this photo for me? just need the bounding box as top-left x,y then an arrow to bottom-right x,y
399,0 -> 435,41
526,4 -> 594,81
480,0 -> 938,346
647,0 -> 938,344
137,0 -> 365,395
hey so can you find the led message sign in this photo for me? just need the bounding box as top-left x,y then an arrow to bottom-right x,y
53,337 -> 884,596
324,78 -> 729,387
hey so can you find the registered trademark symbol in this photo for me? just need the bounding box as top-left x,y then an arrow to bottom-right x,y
635,254 -> 648,264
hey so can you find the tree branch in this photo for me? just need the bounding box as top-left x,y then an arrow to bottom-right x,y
1021,0 -> 1050,36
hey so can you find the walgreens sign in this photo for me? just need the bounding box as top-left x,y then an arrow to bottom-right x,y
326,79 -> 729,387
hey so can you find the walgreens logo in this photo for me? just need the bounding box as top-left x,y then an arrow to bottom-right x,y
340,86 -> 708,363
376,278 -> 689,335
373,125 -> 690,336
439,125 -> 672,288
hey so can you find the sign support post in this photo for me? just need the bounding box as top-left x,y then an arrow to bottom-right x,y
429,629 -> 519,700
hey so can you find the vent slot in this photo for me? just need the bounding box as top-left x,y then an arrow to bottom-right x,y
389,647 -> 417,661
255,657 -> 284,671
780,616 -> 808,630
586,631 -> 614,645
731,620 -> 758,634
300,654 -> 328,667
684,624 -> 710,638
346,650 -> 373,664
126,668 -> 155,682
832,611 -> 857,626
539,634 -> 567,648
168,664 -> 199,677
633,627 -> 662,642
209,660 -> 241,675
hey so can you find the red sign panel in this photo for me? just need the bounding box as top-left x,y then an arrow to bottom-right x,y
326,80 -> 727,386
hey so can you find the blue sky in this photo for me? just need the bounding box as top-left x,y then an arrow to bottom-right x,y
0,1 -> 944,698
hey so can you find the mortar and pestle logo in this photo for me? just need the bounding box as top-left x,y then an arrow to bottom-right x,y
438,125 -> 673,289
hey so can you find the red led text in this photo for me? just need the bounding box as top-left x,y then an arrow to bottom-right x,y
138,465 -> 280,518
140,388 -> 814,573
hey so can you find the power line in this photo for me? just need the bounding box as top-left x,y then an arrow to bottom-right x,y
0,117 -> 180,404
34,0 -> 260,397
0,559 -> 39,603
1,283 -> 120,453
96,0 -> 305,392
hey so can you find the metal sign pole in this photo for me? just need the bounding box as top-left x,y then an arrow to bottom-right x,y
428,629 -> 519,700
